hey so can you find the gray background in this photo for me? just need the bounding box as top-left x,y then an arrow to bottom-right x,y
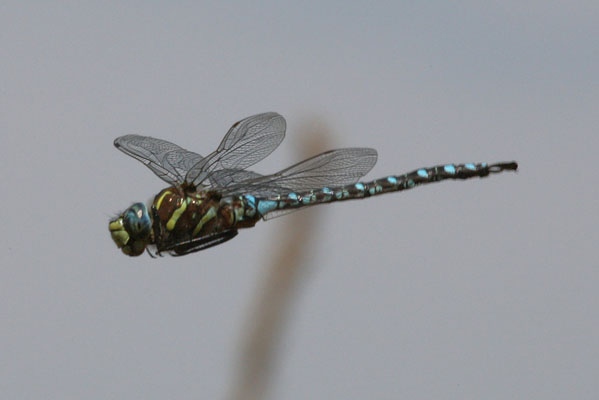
2,1 -> 597,399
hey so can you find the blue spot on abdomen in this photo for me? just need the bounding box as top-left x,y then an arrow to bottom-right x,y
444,165 -> 456,174
257,200 -> 278,215
245,195 -> 256,207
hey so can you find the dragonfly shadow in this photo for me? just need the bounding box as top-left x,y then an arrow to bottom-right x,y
226,118 -> 331,400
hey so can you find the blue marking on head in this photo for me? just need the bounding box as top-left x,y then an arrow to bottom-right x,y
335,191 -> 343,200
355,183 -> 365,191
386,177 -> 398,185
465,163 -> 475,170
257,200 -> 278,215
481,162 -> 487,167
302,196 -> 311,205
368,187 -> 376,195
417,169 -> 428,178
407,179 -> 415,187
123,202 -> 151,239
444,165 -> 456,174
322,187 -> 333,195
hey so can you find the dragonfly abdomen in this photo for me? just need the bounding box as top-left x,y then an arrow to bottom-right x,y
254,161 -> 518,217
356,161 -> 519,198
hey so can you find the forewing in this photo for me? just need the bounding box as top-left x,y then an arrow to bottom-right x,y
114,135 -> 204,186
220,148 -> 378,198
185,112 -> 286,186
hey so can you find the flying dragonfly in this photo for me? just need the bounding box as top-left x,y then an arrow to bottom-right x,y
109,112 -> 518,257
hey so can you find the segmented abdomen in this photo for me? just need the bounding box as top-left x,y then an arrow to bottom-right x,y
252,161 -> 518,217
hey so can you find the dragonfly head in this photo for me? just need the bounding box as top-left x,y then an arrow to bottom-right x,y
109,202 -> 152,256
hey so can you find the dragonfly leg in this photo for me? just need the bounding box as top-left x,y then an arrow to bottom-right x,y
158,230 -> 239,256
145,247 -> 157,258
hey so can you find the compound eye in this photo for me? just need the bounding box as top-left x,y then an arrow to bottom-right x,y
123,202 -> 151,239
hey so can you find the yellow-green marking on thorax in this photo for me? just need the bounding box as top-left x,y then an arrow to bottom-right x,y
192,206 -> 217,236
155,190 -> 172,210
166,197 -> 189,231
233,204 -> 245,224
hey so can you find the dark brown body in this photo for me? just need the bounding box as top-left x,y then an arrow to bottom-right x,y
150,186 -> 259,255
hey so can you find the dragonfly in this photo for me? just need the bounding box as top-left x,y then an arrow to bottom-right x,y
109,112 -> 518,257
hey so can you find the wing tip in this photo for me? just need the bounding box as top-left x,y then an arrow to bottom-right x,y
113,134 -> 138,148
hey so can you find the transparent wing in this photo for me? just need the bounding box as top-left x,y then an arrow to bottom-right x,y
114,135 -> 204,186
185,112 -> 286,187
220,148 -> 378,198
206,169 -> 264,188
